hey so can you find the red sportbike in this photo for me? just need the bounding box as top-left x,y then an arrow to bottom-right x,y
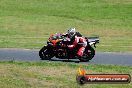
39,33 -> 99,62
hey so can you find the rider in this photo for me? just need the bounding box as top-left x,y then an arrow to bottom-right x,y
67,28 -> 87,57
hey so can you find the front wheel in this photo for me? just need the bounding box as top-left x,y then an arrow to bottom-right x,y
39,46 -> 53,60
79,46 -> 95,62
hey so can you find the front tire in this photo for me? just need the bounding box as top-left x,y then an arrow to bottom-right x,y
39,46 -> 53,60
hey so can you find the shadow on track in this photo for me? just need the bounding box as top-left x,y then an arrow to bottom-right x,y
41,58 -> 82,63
52,59 -> 80,63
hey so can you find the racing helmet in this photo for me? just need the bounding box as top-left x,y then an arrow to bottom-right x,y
67,28 -> 76,38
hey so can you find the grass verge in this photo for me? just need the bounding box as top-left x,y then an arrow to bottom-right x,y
0,61 -> 131,88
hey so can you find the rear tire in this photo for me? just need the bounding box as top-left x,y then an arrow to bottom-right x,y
79,46 -> 95,62
39,46 -> 53,60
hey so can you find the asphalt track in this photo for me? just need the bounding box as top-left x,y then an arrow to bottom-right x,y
0,49 -> 132,66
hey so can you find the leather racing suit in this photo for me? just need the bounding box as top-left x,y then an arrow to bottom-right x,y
68,35 -> 87,57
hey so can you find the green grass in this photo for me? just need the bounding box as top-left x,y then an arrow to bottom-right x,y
0,0 -> 132,52
0,61 -> 131,88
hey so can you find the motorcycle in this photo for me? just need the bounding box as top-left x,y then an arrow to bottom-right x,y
39,33 -> 99,62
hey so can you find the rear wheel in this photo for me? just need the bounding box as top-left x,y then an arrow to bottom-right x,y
39,46 -> 53,60
79,46 -> 95,62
